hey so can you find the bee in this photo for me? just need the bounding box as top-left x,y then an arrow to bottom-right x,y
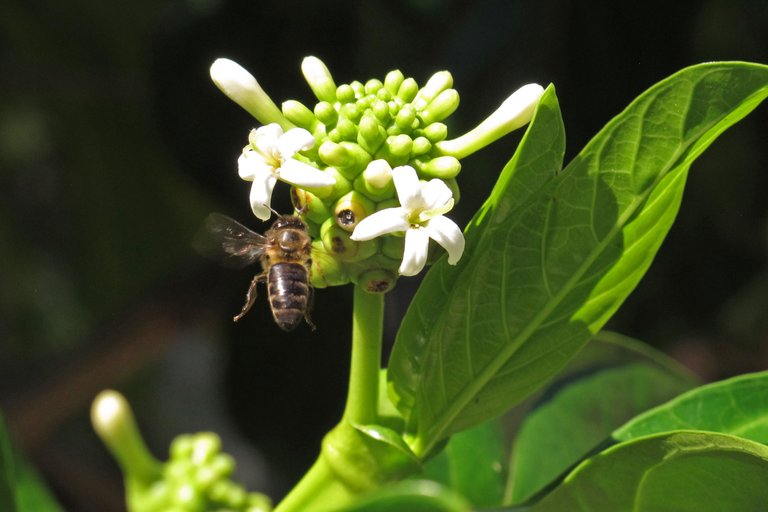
196,212 -> 315,331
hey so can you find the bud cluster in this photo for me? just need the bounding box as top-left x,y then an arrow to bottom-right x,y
144,433 -> 270,512
284,60 -> 466,292
211,57 -> 543,292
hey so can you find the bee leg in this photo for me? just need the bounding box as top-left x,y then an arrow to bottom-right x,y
234,274 -> 265,322
304,287 -> 317,331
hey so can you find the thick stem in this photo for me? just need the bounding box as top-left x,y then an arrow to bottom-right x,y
274,286 -> 386,511
273,456 -> 353,512
343,285 -> 385,425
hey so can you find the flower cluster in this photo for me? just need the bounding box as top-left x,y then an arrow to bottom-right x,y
91,391 -> 271,512
210,57 -> 543,291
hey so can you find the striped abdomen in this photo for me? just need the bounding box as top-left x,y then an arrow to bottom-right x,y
267,262 -> 310,331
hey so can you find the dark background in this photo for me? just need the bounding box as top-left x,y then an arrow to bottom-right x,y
1,0 -> 767,510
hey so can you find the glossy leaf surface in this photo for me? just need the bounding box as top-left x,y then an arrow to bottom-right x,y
530,431 -> 768,511
614,370 -> 768,444
506,332 -> 698,504
422,417 -> 506,507
389,63 -> 768,456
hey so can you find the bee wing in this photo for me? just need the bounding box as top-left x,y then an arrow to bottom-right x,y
193,213 -> 268,269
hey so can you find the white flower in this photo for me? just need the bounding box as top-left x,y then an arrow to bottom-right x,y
435,83 -> 545,159
238,123 -> 335,220
350,166 -> 465,276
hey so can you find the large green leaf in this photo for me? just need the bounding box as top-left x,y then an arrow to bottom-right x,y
338,480 -> 471,512
614,370 -> 768,444
421,417 -> 506,507
529,431 -> 768,511
388,62 -> 768,457
505,332 -> 698,504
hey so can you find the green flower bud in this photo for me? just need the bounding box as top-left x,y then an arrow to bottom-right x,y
376,87 -> 392,101
310,239 -> 349,288
418,89 -> 460,124
193,465 -> 218,489
384,69 -> 405,95
338,141 -> 373,176
357,113 -> 387,154
411,136 -> 432,156
246,493 -> 273,512
292,187 -> 330,224
372,100 -> 391,124
340,102 -> 361,123
191,433 -> 221,465
423,122 -> 448,142
376,134 -> 413,166
356,96 -> 372,112
414,155 -> 461,179
314,100 -> 338,126
413,70 -> 453,110
335,117 -> 358,141
350,80 -> 365,98
282,99 -> 317,130
397,77 -> 419,102
355,160 -> 395,200
226,485 -> 248,507
321,218 -> 377,262
334,191 -> 376,231
365,78 -> 384,95
336,83 -> 356,103
356,267 -> 398,294
170,434 -> 194,460
302,56 -> 337,102
319,140 -> 353,167
395,104 -> 417,131
381,234 -> 405,260
209,453 -> 236,478
174,482 -> 204,509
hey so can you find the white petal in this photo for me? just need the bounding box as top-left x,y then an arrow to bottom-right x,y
350,208 -> 410,241
277,128 -> 315,158
249,171 -> 277,220
425,215 -> 465,265
420,178 -> 454,211
238,151 -> 273,180
252,123 -> 283,155
494,83 -> 545,131
400,227 -> 429,276
392,165 -> 424,211
278,159 -> 336,188
209,58 -> 260,103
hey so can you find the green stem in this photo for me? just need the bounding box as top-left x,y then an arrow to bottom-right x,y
274,285 -> 386,511
273,456 -> 354,512
343,285 -> 385,425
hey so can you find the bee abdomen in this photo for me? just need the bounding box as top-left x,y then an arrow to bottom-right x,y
268,262 -> 310,331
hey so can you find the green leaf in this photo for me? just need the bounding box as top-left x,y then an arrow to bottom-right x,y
529,431 -> 768,511
0,415 -> 17,512
614,370 -> 768,444
389,62 -> 768,457
0,413 -> 63,512
338,480 -> 471,512
14,460 -> 63,512
422,417 -> 506,507
506,332 -> 698,504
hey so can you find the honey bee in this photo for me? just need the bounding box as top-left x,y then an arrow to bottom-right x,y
196,212 -> 315,331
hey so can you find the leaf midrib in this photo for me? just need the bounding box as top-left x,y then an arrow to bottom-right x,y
418,98 -> 698,454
